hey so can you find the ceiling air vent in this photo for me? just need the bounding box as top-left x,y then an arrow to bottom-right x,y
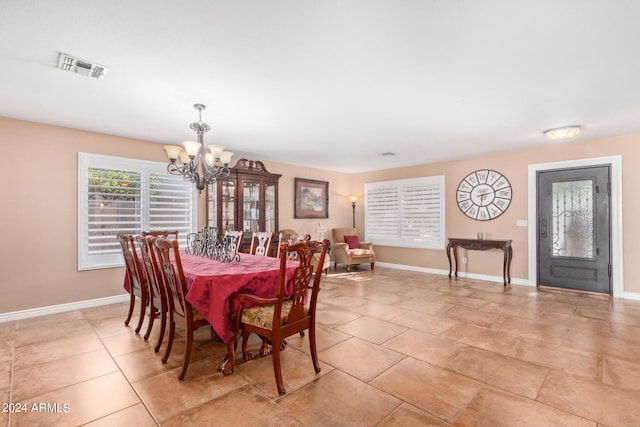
57,52 -> 108,80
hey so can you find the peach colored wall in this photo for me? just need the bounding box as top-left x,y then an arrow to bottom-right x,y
0,117 -> 353,313
353,136 -> 640,293
2,115 -> 639,313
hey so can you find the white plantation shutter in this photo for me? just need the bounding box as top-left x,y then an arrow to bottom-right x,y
365,176 -> 445,249
79,153 -> 196,270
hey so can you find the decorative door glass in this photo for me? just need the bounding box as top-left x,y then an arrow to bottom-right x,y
551,180 -> 594,258
265,183 -> 276,233
221,179 -> 235,232
243,181 -> 260,233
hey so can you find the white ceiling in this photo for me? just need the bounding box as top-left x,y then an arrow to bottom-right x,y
2,1 -> 640,173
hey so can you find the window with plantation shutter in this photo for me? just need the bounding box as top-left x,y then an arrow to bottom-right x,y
78,153 -> 196,270
365,176 -> 445,249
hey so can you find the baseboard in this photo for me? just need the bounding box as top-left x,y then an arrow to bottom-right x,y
0,294 -> 129,323
375,262 -> 532,286
623,291 -> 640,301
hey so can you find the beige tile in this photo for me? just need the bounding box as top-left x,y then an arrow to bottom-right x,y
12,349 -> 118,401
319,337 -> 405,381
0,323 -> 15,342
454,386 -> 596,426
492,315 -> 568,345
282,325 -> 351,354
81,302 -> 130,324
537,311 -> 607,335
603,356 -> 640,390
0,340 -> 13,364
279,369 -> 400,426
563,329 -> 640,362
133,358 -> 248,422
335,316 -> 408,344
234,345 -> 334,398
521,299 -> 579,315
14,318 -> 96,348
607,320 -> 640,344
315,305 -> 361,328
440,306 -> 501,328
349,301 -> 412,321
514,338 -> 603,381
321,294 -> 368,309
11,372 -> 140,426
442,323 -> 519,357
390,310 -> 460,336
0,389 -> 9,427
13,332 -> 104,369
83,403 -> 156,427
447,346 -> 548,399
441,294 -> 489,310
383,330 -> 466,368
161,385 -> 302,427
100,328 -> 156,357
370,357 -> 482,421
538,369 -> 640,426
115,338 -> 208,383
0,360 -> 11,393
479,301 -> 542,320
378,403 -> 454,427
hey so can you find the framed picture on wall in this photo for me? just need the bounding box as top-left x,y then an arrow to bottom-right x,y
294,178 -> 329,219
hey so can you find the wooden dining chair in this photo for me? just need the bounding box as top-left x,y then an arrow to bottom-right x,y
226,239 -> 330,395
249,231 -> 273,257
136,235 -> 168,352
276,232 -> 311,259
154,238 -> 212,380
118,234 -> 148,334
224,230 -> 244,254
142,230 -> 179,240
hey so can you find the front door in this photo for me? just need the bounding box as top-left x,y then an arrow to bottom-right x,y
537,166 -> 611,294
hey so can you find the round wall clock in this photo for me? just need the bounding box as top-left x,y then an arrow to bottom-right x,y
456,169 -> 512,221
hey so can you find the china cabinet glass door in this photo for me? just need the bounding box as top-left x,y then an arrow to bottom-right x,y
243,181 -> 260,233
265,183 -> 276,233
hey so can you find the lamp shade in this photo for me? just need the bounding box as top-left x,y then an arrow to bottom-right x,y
163,145 -> 183,161
182,141 -> 202,158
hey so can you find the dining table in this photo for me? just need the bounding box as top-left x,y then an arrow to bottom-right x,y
124,251 -> 297,344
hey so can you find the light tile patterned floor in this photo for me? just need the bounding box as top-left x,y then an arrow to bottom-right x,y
3,267 -> 640,426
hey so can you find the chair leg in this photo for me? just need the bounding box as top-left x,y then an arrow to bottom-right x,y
242,331 -> 255,360
178,325 -> 192,381
371,262 -> 375,270
162,315 -> 175,364
143,301 -> 156,341
154,307 -> 167,353
134,293 -> 146,334
124,294 -> 135,326
309,324 -> 321,374
272,338 -> 286,395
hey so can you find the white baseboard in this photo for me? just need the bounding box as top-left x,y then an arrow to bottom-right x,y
0,294 -> 129,323
623,292 -> 640,301
375,262 -> 532,286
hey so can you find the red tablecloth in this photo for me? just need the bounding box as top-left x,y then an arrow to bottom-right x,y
124,252 -> 296,342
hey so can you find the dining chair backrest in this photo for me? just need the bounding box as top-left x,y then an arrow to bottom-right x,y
118,234 -> 145,297
249,231 -> 273,257
155,238 -> 189,319
142,230 -> 179,240
276,232 -> 311,259
135,235 -> 169,349
224,230 -> 244,254
118,233 -> 148,333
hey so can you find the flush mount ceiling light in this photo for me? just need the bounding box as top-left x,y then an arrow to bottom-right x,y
57,52 -> 108,80
379,152 -> 397,157
543,125 -> 582,140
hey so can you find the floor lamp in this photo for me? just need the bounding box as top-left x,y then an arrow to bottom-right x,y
349,196 -> 358,228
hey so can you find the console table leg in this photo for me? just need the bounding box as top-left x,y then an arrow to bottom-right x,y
447,243 -> 453,278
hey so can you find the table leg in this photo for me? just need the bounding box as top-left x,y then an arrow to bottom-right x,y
507,246 -> 512,284
447,243 -> 453,278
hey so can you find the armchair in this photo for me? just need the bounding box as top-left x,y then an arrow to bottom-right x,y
331,227 -> 375,272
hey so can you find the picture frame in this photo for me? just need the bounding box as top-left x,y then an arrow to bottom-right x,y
294,178 -> 329,219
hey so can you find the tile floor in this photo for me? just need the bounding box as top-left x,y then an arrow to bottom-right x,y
3,267 -> 640,426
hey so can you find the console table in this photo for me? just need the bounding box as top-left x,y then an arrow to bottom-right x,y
446,238 -> 513,285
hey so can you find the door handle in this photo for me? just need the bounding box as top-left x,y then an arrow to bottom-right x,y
540,219 -> 547,238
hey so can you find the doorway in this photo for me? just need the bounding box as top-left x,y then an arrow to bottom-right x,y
537,166 -> 611,294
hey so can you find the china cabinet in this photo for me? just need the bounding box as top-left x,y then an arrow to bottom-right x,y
207,159 -> 281,238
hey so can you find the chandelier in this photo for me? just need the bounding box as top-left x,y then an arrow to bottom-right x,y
163,104 -> 234,192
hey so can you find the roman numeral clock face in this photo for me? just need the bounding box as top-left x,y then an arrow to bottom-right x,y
456,170 -> 512,221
